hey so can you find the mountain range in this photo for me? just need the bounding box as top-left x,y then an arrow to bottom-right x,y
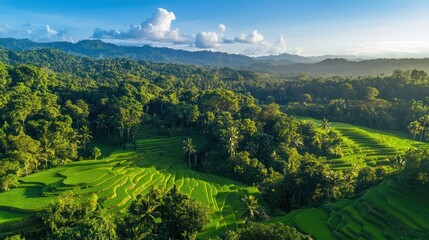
1,38 -> 429,76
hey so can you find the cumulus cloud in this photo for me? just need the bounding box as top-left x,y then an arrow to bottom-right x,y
91,8 -> 288,54
93,8 -> 189,44
218,24 -> 226,33
194,23 -> 227,49
195,32 -> 221,48
235,30 -> 264,44
0,24 -> 73,42
242,34 -> 287,56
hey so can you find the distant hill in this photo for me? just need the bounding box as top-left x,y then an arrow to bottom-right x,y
256,53 -> 315,64
256,53 -> 367,64
0,38 -> 258,67
265,58 -> 429,76
2,38 -> 429,77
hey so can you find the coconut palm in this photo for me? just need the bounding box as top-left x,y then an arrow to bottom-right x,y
79,126 -> 92,149
226,127 -> 239,157
240,195 -> 260,224
320,118 -> 331,132
130,197 -> 160,225
183,138 -> 196,169
227,136 -> 238,157
408,121 -> 423,141
291,134 -> 304,149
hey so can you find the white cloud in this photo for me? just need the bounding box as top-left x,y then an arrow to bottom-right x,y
242,34 -> 287,56
273,34 -> 286,53
0,24 -> 73,42
195,31 -> 221,48
93,8 -> 189,44
218,24 -> 226,33
235,30 -> 264,44
194,24 -> 228,49
46,25 -> 58,35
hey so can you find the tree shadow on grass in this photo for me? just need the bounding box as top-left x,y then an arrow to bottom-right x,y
23,187 -> 43,198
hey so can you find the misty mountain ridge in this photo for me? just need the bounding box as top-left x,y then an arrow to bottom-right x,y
0,38 -> 258,67
1,38 -> 429,77
256,52 -> 368,64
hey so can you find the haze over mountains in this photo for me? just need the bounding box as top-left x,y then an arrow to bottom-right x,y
1,38 -> 429,77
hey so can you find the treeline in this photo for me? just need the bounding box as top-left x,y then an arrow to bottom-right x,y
3,47 -> 429,135
0,64 -> 81,191
250,70 -> 429,133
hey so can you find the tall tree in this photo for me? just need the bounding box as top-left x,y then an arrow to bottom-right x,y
240,195 -> 260,224
320,118 -> 331,133
408,121 -> 423,141
226,126 -> 239,157
79,126 -> 92,149
183,138 -> 196,169
114,96 -> 143,148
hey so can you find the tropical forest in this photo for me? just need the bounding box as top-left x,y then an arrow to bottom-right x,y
0,1 -> 429,240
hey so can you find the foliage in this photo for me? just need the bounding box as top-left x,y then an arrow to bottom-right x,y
122,186 -> 210,240
402,148 -> 429,185
40,192 -> 117,240
91,147 -> 101,160
225,222 -> 312,240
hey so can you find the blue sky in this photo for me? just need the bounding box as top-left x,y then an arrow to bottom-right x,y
1,0 -> 429,57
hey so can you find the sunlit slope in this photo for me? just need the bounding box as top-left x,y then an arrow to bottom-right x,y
271,178 -> 429,240
0,132 -> 258,238
299,117 -> 429,169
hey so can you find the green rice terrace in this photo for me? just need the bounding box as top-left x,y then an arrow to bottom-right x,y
0,130 -> 258,238
1,123 -> 429,239
299,117 -> 429,169
272,178 -> 429,239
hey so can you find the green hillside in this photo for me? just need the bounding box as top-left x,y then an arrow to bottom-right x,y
0,131 -> 258,238
272,178 -> 429,240
299,117 -> 429,169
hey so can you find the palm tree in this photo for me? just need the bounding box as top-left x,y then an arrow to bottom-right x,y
419,115 -> 429,141
320,118 -> 331,132
227,136 -> 238,157
132,197 -> 160,225
408,121 -> 423,141
79,126 -> 92,149
291,134 -> 304,149
183,138 -> 196,169
226,127 -> 239,157
240,195 -> 260,224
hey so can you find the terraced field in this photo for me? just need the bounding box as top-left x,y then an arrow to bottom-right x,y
2,122 -> 429,239
0,132 -> 258,238
299,117 -> 429,169
271,178 -> 429,240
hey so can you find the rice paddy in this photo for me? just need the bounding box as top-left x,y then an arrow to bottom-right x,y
271,178 -> 429,240
298,117 -> 429,169
1,122 -> 429,239
0,131 -> 258,238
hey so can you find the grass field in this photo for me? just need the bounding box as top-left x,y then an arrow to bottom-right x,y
271,178 -> 429,240
298,117 -> 429,169
0,130 -> 258,238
